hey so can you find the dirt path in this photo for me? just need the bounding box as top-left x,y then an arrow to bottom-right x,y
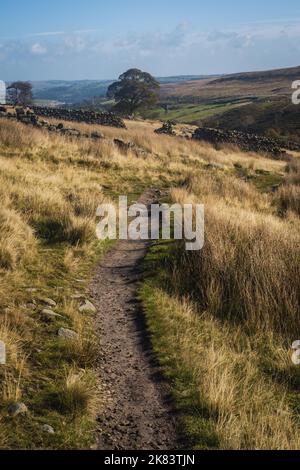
90,189 -> 180,450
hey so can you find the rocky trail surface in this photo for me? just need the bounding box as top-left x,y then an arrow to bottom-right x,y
90,189 -> 181,450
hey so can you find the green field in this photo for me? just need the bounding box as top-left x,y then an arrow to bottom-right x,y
144,101 -> 251,124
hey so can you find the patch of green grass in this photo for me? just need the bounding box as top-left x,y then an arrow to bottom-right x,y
144,101 -> 251,124
233,164 -> 284,193
251,172 -> 284,192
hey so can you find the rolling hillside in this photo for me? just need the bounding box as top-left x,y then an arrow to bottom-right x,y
160,65 -> 300,103
30,66 -> 300,143
203,97 -> 300,143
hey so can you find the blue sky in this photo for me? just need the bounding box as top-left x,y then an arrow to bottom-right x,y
1,0 -> 300,80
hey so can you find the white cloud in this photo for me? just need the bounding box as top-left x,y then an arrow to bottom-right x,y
30,43 -> 47,55
27,31 -> 65,38
26,28 -> 103,38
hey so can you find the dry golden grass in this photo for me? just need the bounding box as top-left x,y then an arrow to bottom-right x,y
0,207 -> 35,270
171,166 -> 300,335
136,121 -> 299,449
0,119 -> 113,448
143,142 -> 300,449
57,367 -> 98,417
0,115 -> 298,449
142,289 -> 300,449
273,159 -> 300,215
275,185 -> 300,215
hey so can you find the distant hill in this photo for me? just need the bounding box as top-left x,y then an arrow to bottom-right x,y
31,75 -> 210,106
160,65 -> 300,104
157,74 -> 220,84
32,80 -> 113,105
26,66 -> 300,106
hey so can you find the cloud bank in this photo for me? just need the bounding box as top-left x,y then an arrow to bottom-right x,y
1,20 -> 300,80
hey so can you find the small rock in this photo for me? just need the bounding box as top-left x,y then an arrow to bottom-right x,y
41,298 -> 57,307
41,424 -> 55,434
91,131 -> 104,140
27,303 -> 37,310
8,403 -> 28,417
42,309 -> 63,319
58,328 -> 79,340
79,300 -> 96,314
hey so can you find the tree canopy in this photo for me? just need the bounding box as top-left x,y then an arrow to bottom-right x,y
107,69 -> 159,115
7,81 -> 33,106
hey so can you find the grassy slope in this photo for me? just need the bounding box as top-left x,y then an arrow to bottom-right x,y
0,116 -> 299,449
143,101 -> 251,124
140,152 -> 300,449
141,236 -> 300,449
203,97 -> 300,143
160,65 -> 300,102
156,65 -> 300,141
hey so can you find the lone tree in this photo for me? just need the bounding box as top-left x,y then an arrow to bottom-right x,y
107,69 -> 159,115
7,81 -> 33,106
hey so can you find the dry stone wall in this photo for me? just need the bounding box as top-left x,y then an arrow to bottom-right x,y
192,127 -> 293,159
32,106 -> 126,128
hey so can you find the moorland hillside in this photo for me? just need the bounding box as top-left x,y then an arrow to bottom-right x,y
0,115 -> 299,449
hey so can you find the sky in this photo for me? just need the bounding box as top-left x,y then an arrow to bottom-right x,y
1,0 -> 300,80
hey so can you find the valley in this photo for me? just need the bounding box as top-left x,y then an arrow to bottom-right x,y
27,65 -> 300,144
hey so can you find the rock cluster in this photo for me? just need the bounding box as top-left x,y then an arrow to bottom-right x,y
0,106 -> 105,139
154,120 -> 176,135
32,106 -> 126,129
15,107 -> 39,125
0,105 -> 8,117
281,140 -> 300,152
192,127 -> 288,159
